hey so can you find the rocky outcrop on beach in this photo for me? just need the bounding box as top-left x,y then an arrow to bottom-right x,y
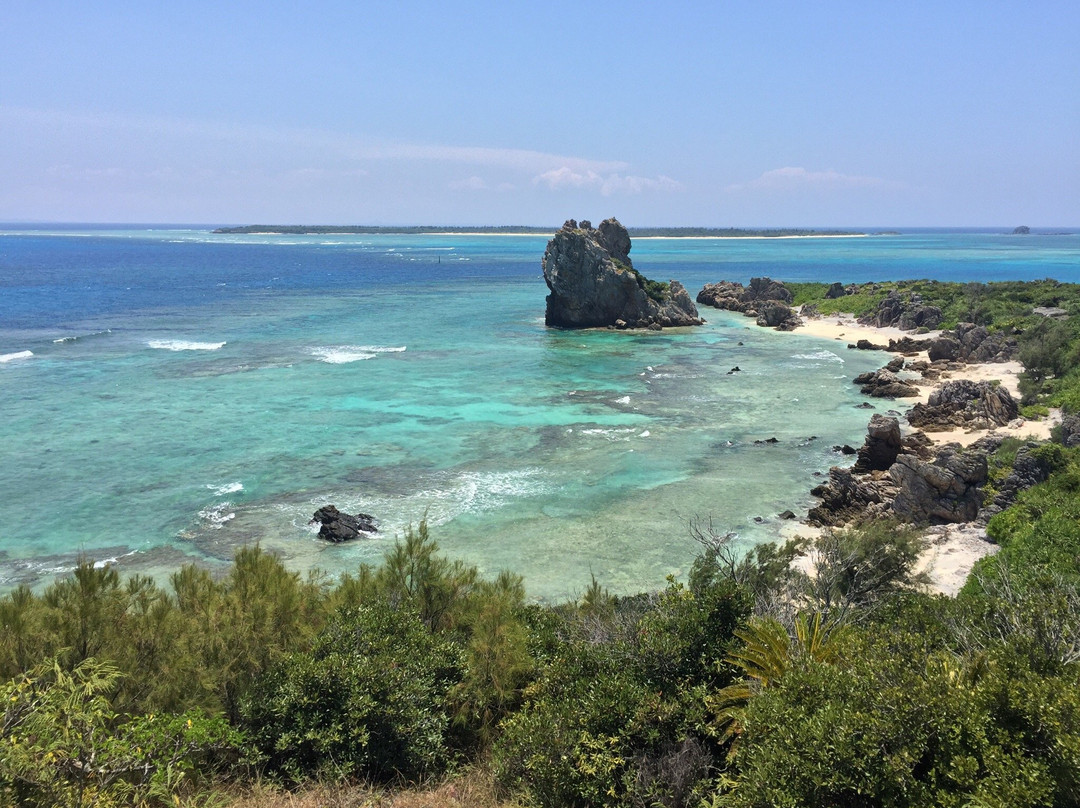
890,445 -> 988,524
852,368 -> 921,398
980,443 -> 1057,520
310,505 -> 378,542
542,218 -> 703,329
906,379 -> 1019,431
1058,414 -> 1080,448
859,291 -> 944,331
696,277 -> 802,330
927,323 -> 1018,363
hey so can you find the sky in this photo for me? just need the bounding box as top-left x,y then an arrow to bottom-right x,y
2,1 -> 1078,227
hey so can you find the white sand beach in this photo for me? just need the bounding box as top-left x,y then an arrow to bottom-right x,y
789,308 -> 1055,596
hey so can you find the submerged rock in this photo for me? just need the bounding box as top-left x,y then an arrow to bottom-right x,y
310,505 -> 378,542
542,218 -> 702,329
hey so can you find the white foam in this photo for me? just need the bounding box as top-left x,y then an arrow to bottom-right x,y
352,345 -> 406,353
311,346 -> 377,363
0,350 -> 33,363
614,395 -> 631,404
207,481 -> 243,496
198,503 -> 236,528
148,339 -> 226,351
639,430 -> 651,437
791,350 -> 844,363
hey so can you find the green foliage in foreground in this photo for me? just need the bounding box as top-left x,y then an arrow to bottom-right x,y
3,470 -> 1080,807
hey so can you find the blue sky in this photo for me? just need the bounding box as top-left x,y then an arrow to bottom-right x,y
2,1 -> 1077,226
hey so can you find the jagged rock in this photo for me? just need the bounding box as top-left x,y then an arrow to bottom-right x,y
907,380 -> 1019,431
888,336 -> 931,355
928,335 -> 961,362
310,505 -> 378,543
890,446 -> 988,524
981,444 -> 1057,520
807,467 -> 894,527
859,291 -> 943,331
853,415 -> 904,472
542,218 -> 703,329
853,339 -> 887,351
696,276 -> 800,330
852,369 -> 921,398
800,303 -> 822,319
1058,414 -> 1080,448
756,301 -> 803,331
696,280 -> 748,311
927,324 -> 1018,364
779,510 -> 797,520
885,357 -> 905,372
824,282 -> 848,299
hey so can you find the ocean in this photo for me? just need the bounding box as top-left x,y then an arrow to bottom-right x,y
1,226 -> 1078,599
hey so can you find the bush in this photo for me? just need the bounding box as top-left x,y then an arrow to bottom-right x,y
240,602 -> 464,783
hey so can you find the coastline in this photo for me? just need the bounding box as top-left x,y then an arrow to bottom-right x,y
787,308 -> 1055,596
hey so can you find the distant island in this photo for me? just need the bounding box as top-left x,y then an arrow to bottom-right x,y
212,224 -> 866,237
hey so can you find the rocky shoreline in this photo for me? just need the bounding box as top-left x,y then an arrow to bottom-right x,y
700,277 -> 1060,596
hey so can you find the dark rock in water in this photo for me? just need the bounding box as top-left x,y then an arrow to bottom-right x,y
890,446 -> 988,524
726,366 -> 741,375
310,505 -> 377,543
907,379 -> 1018,431
542,218 -> 703,329
855,402 -> 874,409
852,368 -> 920,398
854,338 -> 887,351
696,277 -> 799,330
853,415 -> 904,473
807,466 -> 893,527
754,437 -> 780,445
756,301 -> 803,331
836,444 -> 857,455
778,510 -> 797,520
885,356 -> 905,373
1013,225 -> 1030,235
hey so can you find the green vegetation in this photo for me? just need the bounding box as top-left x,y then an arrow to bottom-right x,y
5,487 -> 1080,807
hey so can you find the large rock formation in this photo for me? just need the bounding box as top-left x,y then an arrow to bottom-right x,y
906,380 -> 1019,431
890,446 -> 988,524
927,323 -> 1017,363
851,368 -> 921,398
542,218 -> 702,329
696,277 -> 802,331
859,290 -> 943,331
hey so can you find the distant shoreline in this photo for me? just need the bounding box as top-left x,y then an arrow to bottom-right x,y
212,225 -> 869,238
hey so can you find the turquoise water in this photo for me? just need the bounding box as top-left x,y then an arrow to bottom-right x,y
1,228 -> 1077,597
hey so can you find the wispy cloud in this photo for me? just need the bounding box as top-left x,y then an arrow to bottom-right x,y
726,166 -> 897,192
534,167 -> 682,195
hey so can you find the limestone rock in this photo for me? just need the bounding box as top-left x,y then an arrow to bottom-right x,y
756,301 -> 803,331
542,218 -> 703,329
1058,414 -> 1080,448
907,379 -> 1019,431
859,291 -> 942,331
852,368 -> 921,398
890,446 -> 988,524
853,415 -> 904,473
807,466 -> 895,527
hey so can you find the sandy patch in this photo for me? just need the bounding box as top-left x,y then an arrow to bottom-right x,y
917,523 -> 999,597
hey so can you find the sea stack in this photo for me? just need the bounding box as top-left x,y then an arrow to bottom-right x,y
541,218 -> 703,329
